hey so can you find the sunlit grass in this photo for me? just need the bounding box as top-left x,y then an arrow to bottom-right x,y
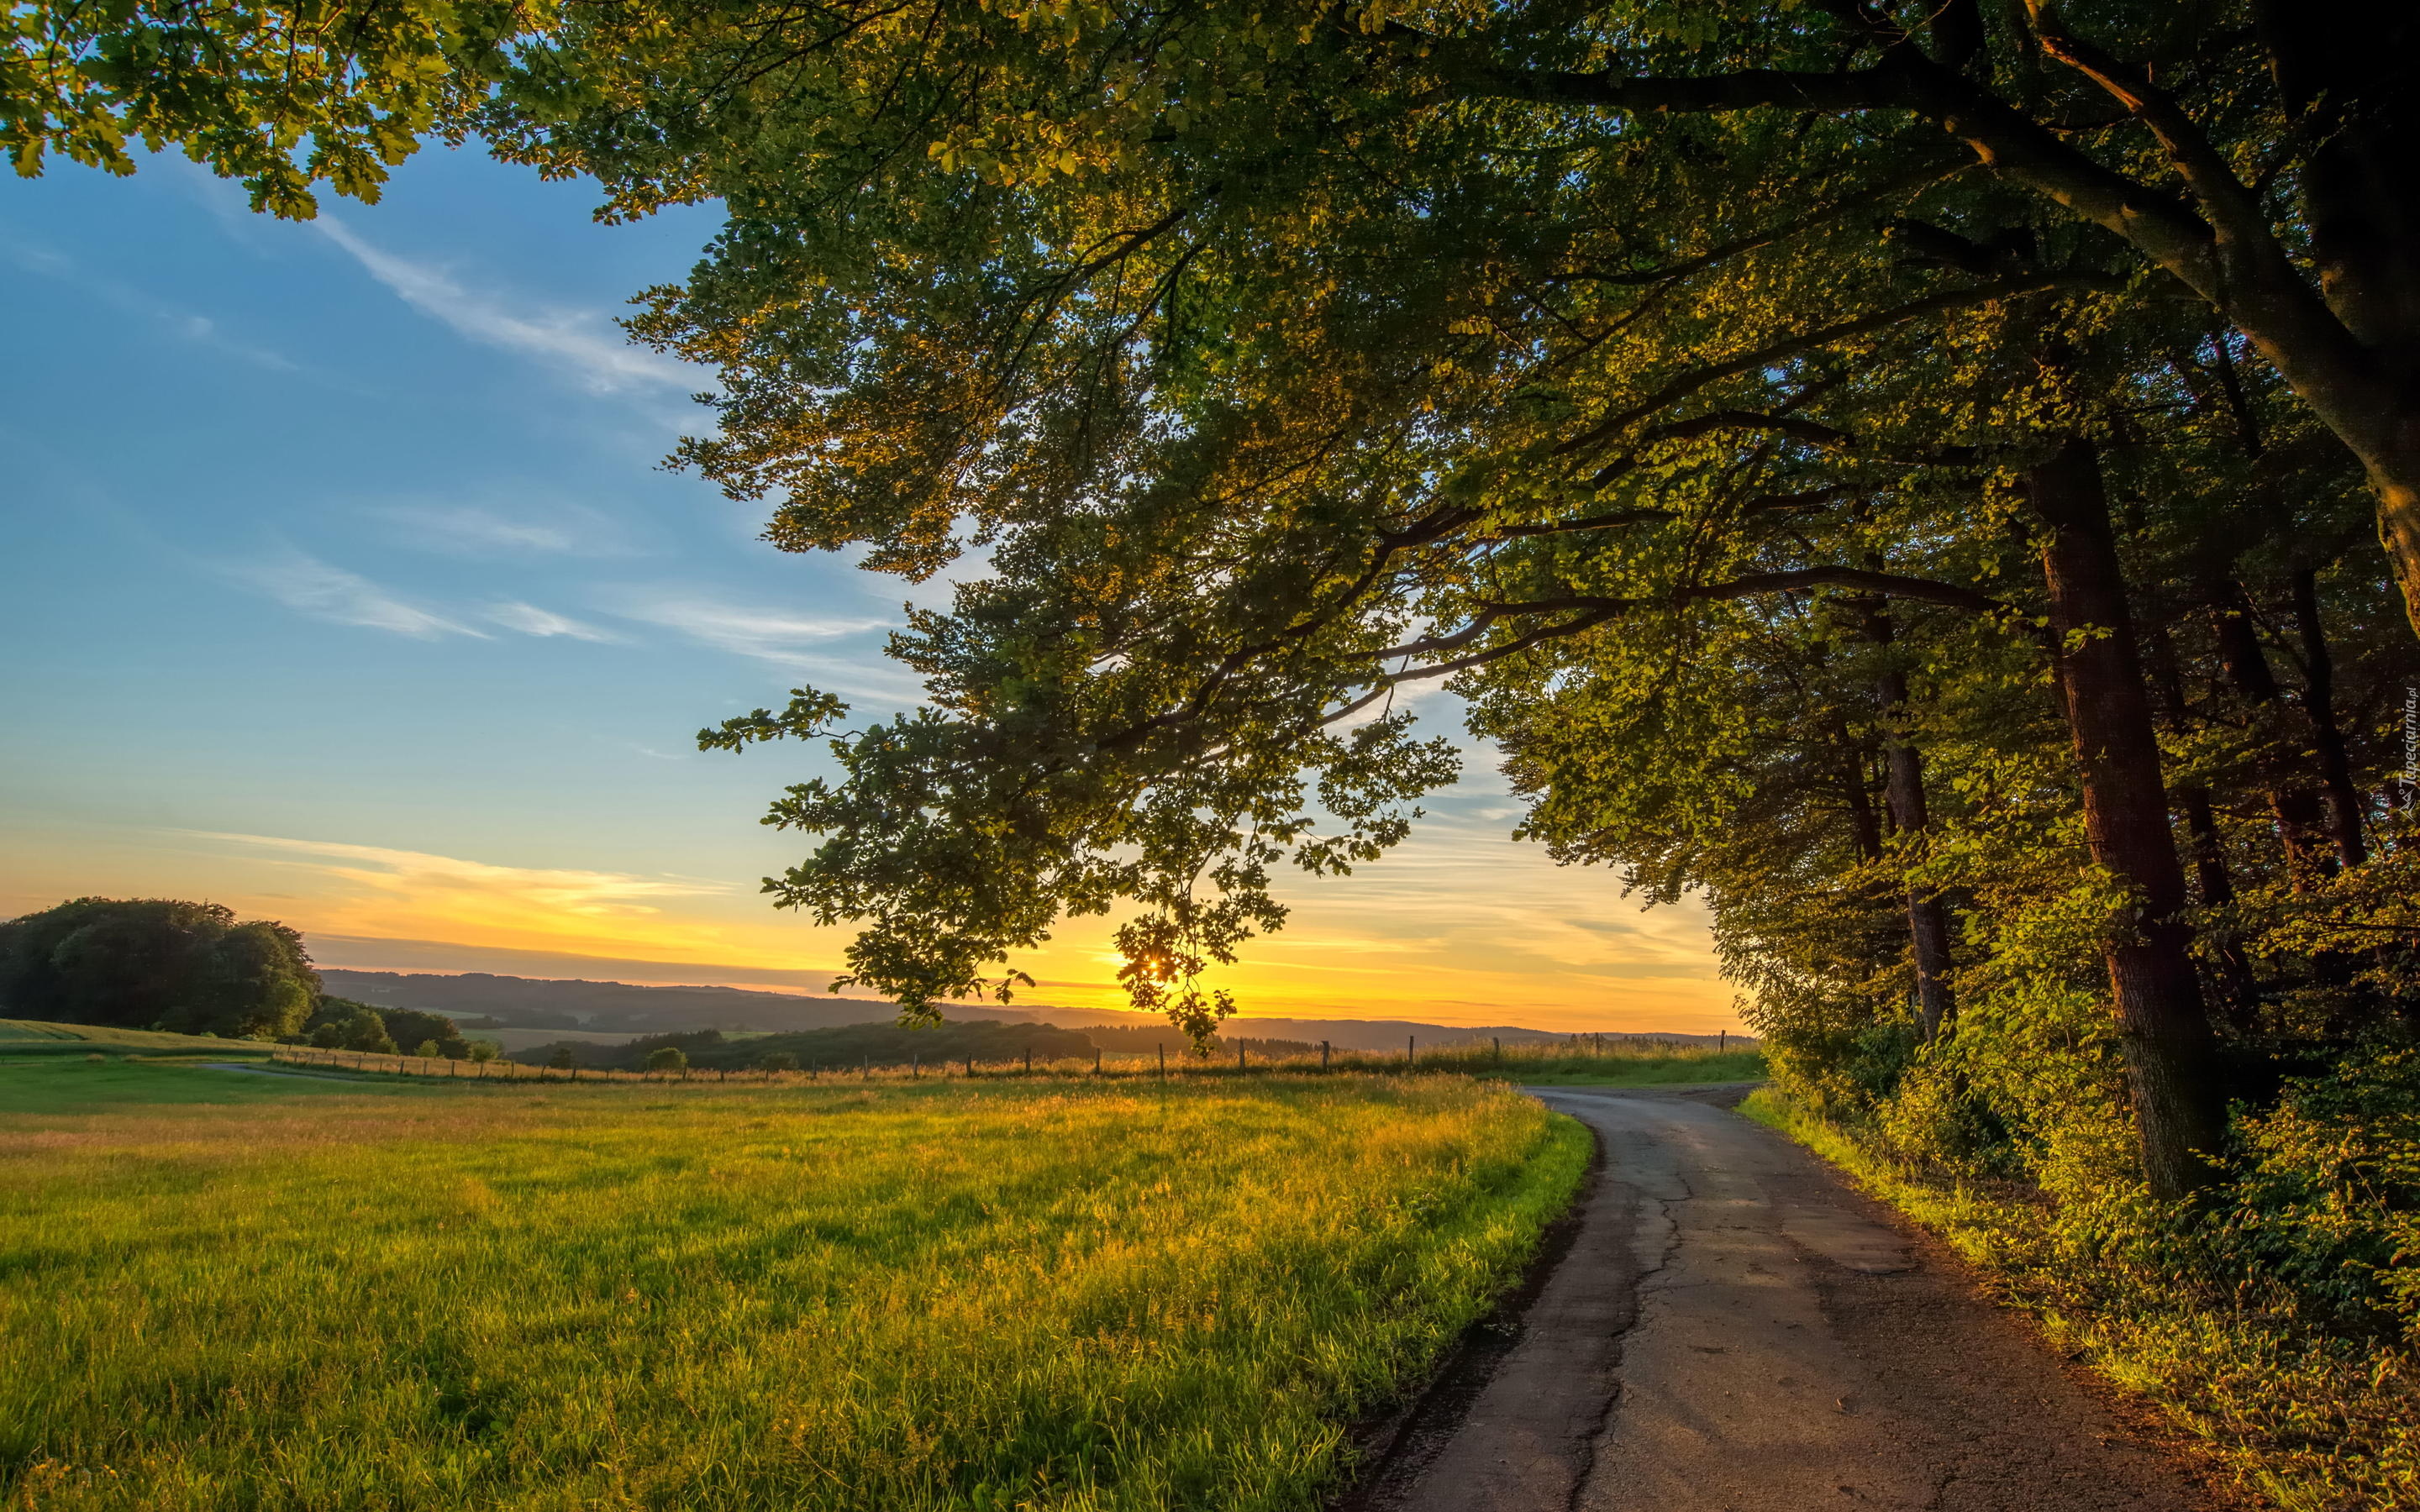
0,1063 -> 1586,1511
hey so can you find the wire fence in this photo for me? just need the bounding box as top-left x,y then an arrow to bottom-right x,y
271,1033 -> 1757,1088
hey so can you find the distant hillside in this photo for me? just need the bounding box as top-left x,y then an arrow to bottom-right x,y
316,969 -> 1743,1051
317,970 -> 923,1033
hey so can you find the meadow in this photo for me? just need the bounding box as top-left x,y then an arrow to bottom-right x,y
0,1057 -> 1589,1511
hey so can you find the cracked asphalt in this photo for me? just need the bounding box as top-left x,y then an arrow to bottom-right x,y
1345,1085 -> 2225,1512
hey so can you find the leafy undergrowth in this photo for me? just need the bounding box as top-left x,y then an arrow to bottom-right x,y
1742,1085 -> 2420,1511
0,1070 -> 1587,1511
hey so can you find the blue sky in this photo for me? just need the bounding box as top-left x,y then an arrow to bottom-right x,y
0,145 -> 1733,1032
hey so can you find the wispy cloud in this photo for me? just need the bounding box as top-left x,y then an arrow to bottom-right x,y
3,234 -> 299,371
613,594 -> 930,706
229,548 -> 485,639
369,500 -> 634,558
617,596 -> 890,664
486,601 -> 614,641
182,831 -> 730,921
316,218 -> 695,395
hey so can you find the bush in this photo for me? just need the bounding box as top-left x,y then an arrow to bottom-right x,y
753,1050 -> 800,1072
644,1046 -> 687,1074
413,1040 -> 443,1059
339,1009 -> 397,1055
547,1045 -> 578,1069
466,1039 -> 499,1063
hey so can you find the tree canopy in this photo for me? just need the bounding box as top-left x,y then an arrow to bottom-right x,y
0,897 -> 321,1038
488,0 -> 2420,1198
5,0 -> 539,215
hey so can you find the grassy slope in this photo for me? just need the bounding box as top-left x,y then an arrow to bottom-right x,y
0,1019 -> 277,1057
0,1058 -> 391,1116
1740,1089 -> 2419,1512
0,1066 -> 1588,1512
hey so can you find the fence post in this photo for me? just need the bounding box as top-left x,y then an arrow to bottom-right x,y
863,1056 -> 870,1081
1321,1040 -> 1329,1070
1493,1036 -> 1501,1062
1156,1045 -> 1165,1079
1718,1029 -> 1727,1052
1025,1048 -> 1033,1075
1407,1035 -> 1415,1066
1237,1042 -> 1246,1074
1093,1047 -> 1102,1076
913,1053 -> 920,1079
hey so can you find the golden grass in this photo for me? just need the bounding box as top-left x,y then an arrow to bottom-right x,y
1,1067 -> 1586,1511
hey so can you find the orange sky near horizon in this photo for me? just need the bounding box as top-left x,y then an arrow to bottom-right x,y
0,813 -> 1741,1035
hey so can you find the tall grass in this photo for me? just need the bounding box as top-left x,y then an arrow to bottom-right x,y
0,1068 -> 1586,1511
0,1020 -> 274,1057
275,1037 -> 1761,1089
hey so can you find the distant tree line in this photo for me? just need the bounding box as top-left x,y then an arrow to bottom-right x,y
513,1019 -> 1098,1074
0,898 -> 318,1039
0,897 -> 497,1058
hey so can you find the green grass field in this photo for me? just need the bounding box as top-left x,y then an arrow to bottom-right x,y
0,1019 -> 276,1058
0,1060 -> 1588,1511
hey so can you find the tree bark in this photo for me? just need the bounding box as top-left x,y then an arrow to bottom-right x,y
2287,567 -> 2370,869
2031,439 -> 2226,1199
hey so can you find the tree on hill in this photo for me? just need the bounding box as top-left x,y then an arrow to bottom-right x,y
0,898 -> 318,1039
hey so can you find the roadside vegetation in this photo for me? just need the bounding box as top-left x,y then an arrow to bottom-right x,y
1744,1086 -> 2420,1511
0,1065 -> 1586,1512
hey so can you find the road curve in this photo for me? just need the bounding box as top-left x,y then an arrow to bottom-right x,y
1347,1085 -> 2224,1512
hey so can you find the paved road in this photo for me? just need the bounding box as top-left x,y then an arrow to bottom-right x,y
1349,1086 -> 2223,1512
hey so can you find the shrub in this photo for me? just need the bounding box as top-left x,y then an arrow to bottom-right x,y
644,1046 -> 687,1074
753,1050 -> 800,1073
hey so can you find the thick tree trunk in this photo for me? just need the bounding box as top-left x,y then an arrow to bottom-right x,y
2287,567 -> 2370,869
2032,440 -> 2227,1199
1860,603 -> 1958,1041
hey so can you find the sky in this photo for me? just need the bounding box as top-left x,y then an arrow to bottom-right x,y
0,146 -> 1738,1033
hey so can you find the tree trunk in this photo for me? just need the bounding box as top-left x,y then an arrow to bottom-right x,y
1860,602 -> 1958,1041
2287,567 -> 2370,869
2032,439 -> 2227,1199
2143,619 -> 2263,1032
1829,713 -> 1885,862
2210,580 -> 2334,883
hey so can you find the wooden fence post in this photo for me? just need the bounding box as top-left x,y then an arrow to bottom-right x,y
1093,1047 -> 1102,1076
1407,1035 -> 1415,1066
1025,1048 -> 1034,1075
1156,1045 -> 1165,1078
1321,1040 -> 1329,1070
1237,1042 -> 1246,1073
